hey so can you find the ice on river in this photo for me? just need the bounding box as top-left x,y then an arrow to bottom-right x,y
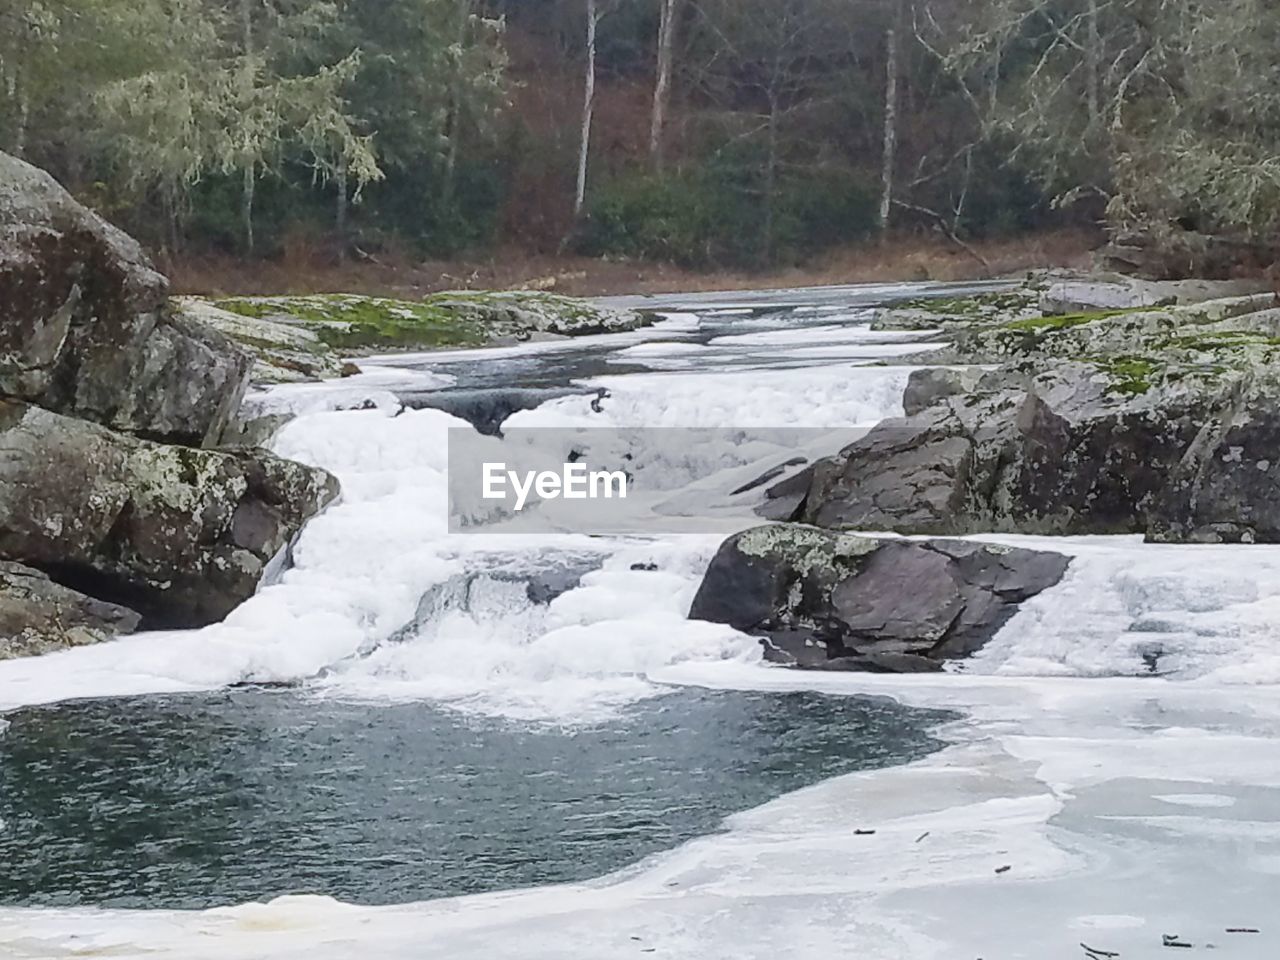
0,292 -> 1277,959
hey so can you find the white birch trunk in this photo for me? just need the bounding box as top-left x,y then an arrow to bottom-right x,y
575,0 -> 599,214
650,0 -> 678,172
878,6 -> 900,238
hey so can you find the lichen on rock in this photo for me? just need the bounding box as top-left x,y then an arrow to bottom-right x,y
0,401 -> 339,628
0,152 -> 252,447
209,289 -> 650,356
689,525 -> 1069,673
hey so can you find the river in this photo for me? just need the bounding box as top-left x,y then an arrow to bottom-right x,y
0,281 -> 1276,959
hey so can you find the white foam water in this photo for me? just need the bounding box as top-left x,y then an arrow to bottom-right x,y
1,296 -> 1278,959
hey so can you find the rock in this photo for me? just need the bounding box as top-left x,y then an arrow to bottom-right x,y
210,290 -> 650,354
930,294 -> 1280,367
1147,373 -> 1280,544
403,386 -> 592,436
755,464 -> 815,522
0,401 -> 339,627
1099,227 -> 1279,280
803,356 -> 1280,543
176,297 -> 349,384
1039,275 -> 1270,316
0,560 -> 141,659
902,367 -> 986,416
0,152 -> 252,446
688,525 -> 1069,671
220,412 -> 295,449
870,287 -> 1040,331
428,290 -> 648,338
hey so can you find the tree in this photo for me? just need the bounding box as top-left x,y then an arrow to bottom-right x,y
339,0 -> 506,249
926,0 -> 1280,258
649,0 -> 680,171
575,0 -> 603,213
687,0 -> 864,263
878,0 -> 902,236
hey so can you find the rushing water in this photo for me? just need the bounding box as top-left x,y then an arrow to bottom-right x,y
1,281 -> 1277,960
0,687 -> 949,909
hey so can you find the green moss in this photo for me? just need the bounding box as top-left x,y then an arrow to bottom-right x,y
1163,330 -> 1280,351
212,291 -> 643,352
892,291 -> 1036,318
1095,356 -> 1159,396
1002,307 -> 1137,332
214,294 -> 490,351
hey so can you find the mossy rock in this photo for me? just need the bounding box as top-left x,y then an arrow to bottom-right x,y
176,297 -> 350,384
211,291 -> 649,355
870,288 -> 1041,331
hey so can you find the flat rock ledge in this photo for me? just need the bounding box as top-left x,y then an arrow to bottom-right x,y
688,525 -> 1069,673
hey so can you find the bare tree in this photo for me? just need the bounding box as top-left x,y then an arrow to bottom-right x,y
650,0 -> 680,171
575,0 -> 604,213
878,0 -> 902,237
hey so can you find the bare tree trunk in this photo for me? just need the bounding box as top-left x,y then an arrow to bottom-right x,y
242,164 -> 256,255
878,2 -> 901,239
575,0 -> 599,214
166,189 -> 182,259
650,0 -> 678,172
761,92 -> 780,266
1085,0 -> 1101,127
335,150 -> 348,263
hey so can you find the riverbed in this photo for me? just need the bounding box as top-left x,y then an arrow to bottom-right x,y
1,281 -> 1276,959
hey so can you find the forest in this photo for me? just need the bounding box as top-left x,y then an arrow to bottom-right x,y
3,0 -> 1278,276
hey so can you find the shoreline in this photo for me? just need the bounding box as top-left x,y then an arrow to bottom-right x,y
167,229 -> 1097,301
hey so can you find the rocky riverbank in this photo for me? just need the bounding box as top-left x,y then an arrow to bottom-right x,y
0,151 -> 655,660
0,152 -> 344,657
182,291 -> 649,385
691,272 -> 1280,672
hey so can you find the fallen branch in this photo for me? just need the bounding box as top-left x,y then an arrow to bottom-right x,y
891,199 -> 992,272
1080,943 -> 1119,959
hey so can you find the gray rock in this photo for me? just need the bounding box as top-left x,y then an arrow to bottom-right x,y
404,386 -> 592,437
176,297 -> 352,385
688,525 -> 1069,672
803,357 -> 1280,543
0,560 -> 141,659
220,412 -> 296,449
869,287 -> 1039,332
1039,275 -> 1270,315
0,151 -> 251,446
428,290 -> 648,337
0,401 -> 339,627
1147,374 -> 1280,544
902,367 -> 986,416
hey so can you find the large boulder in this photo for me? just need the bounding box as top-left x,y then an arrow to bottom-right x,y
802,358 -> 1280,543
688,525 -> 1069,672
0,560 -> 140,659
1038,275 -> 1271,316
0,401 -> 339,627
0,151 -> 251,446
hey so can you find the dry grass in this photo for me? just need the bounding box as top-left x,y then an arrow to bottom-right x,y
168,227 -> 1100,300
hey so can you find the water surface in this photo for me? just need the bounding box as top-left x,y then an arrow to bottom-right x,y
0,686 -> 950,909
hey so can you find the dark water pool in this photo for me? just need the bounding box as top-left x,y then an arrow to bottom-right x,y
0,687 -> 949,909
